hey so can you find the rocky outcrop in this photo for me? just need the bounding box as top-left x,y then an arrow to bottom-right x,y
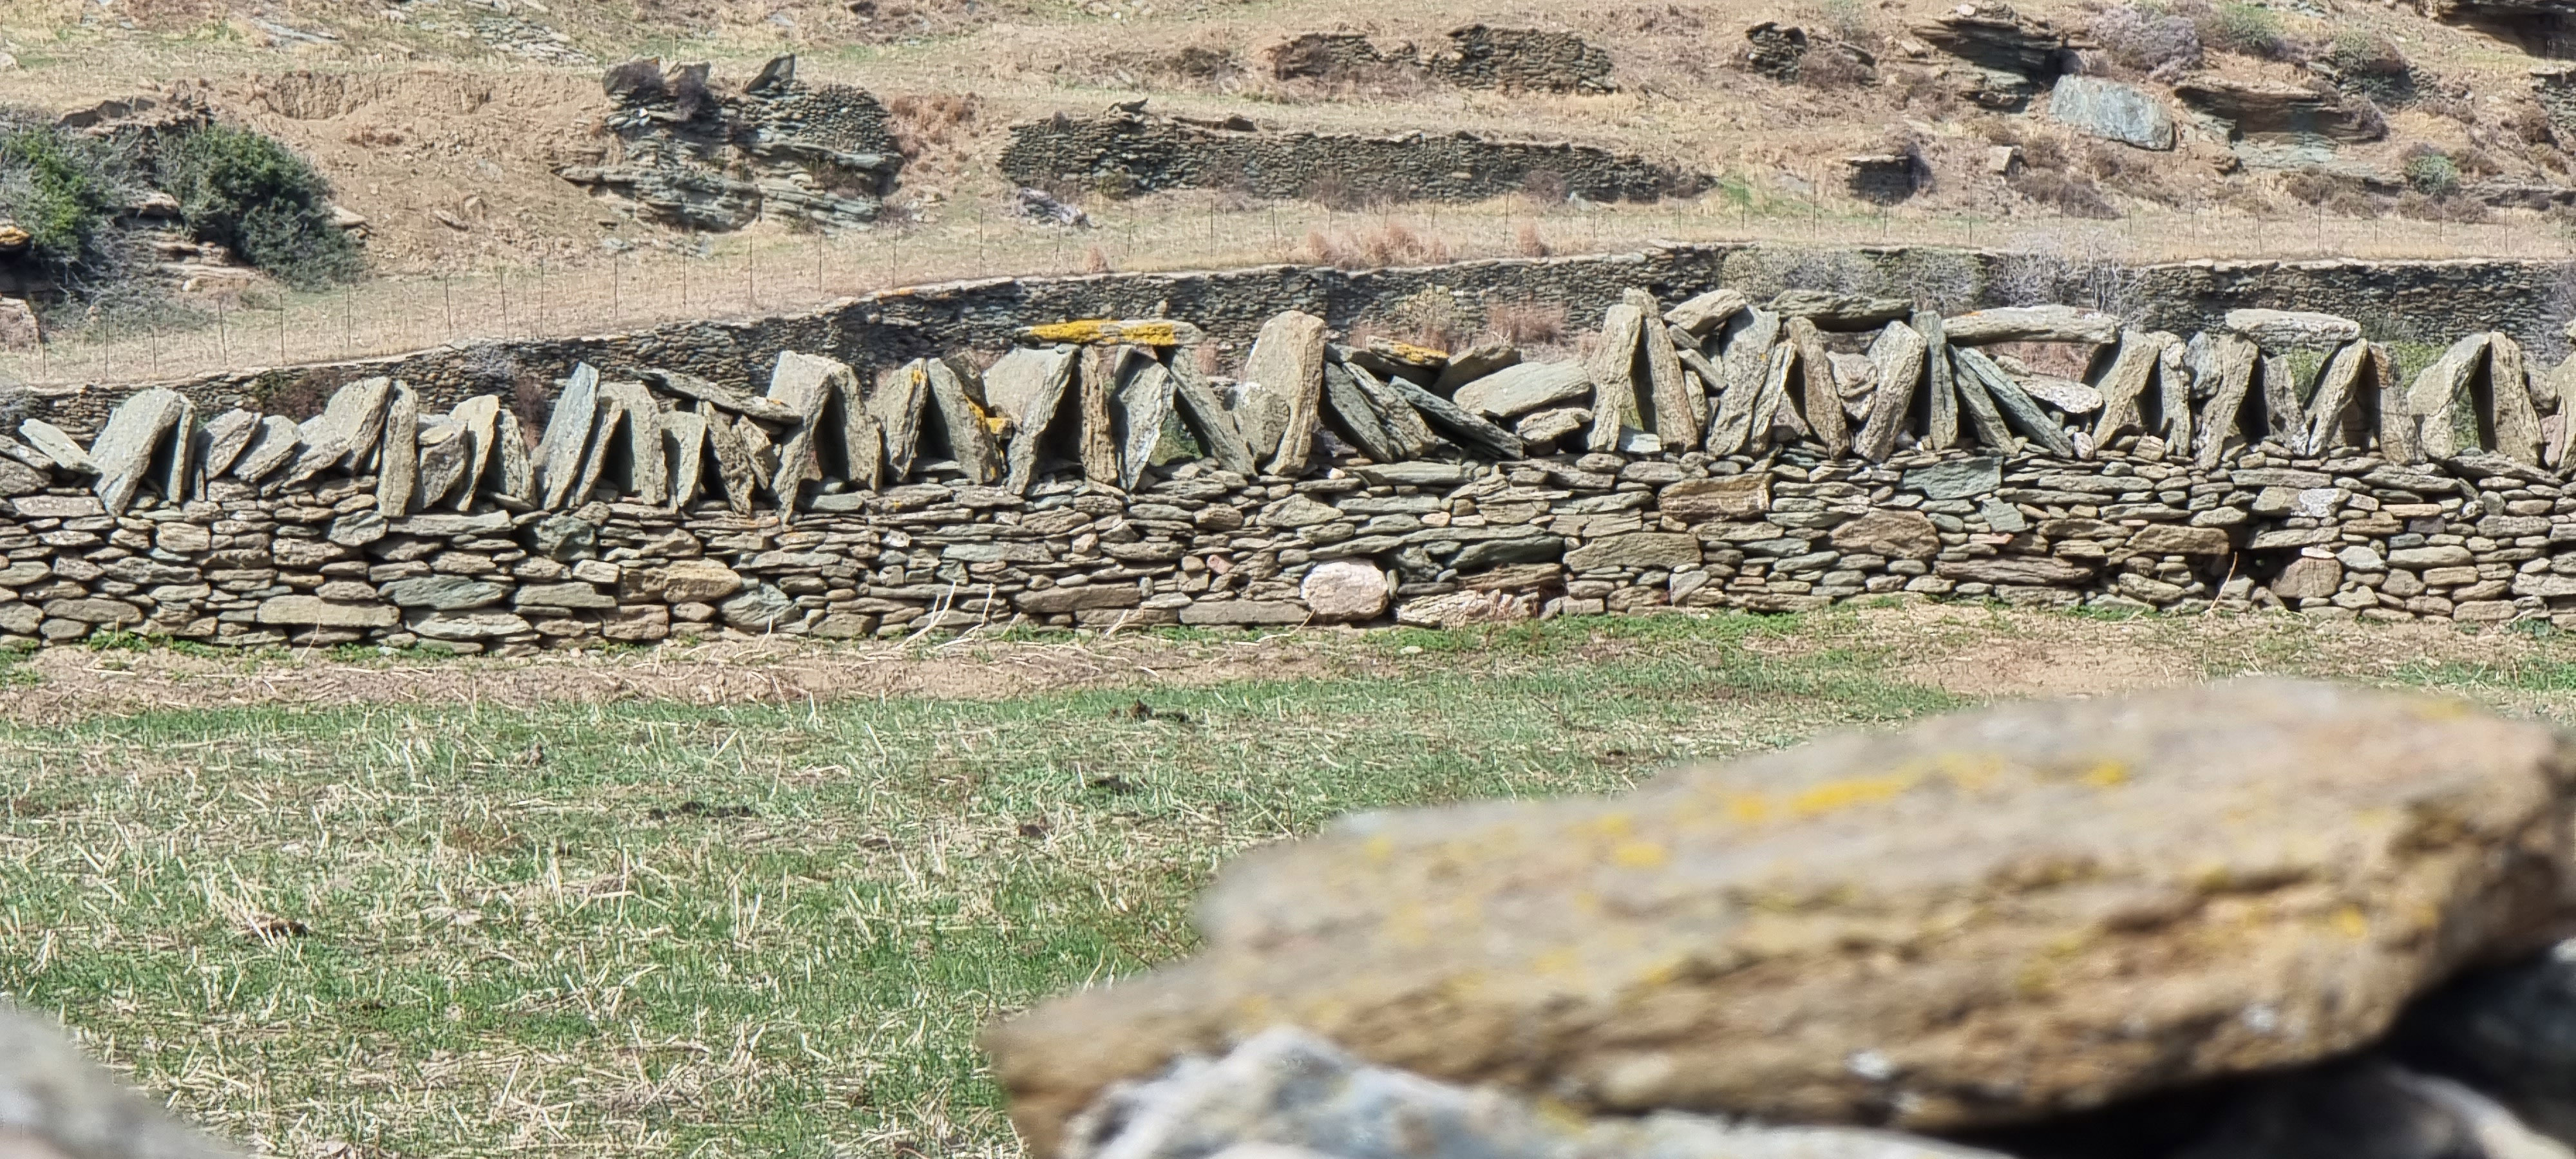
1913,3 -> 2079,111
1265,25 -> 1615,93
2175,79 -> 2388,155
987,680 -> 2576,1154
998,108 -> 1706,203
557,55 -> 900,232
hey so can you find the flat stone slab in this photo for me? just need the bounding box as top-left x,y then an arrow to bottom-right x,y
987,681 -> 2576,1153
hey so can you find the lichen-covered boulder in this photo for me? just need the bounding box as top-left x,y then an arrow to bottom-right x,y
988,681 -> 2576,1156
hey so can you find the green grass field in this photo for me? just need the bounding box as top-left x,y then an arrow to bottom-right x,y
10,607 -> 2576,1158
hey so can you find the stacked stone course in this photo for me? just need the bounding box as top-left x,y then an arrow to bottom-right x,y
8,289 -> 2576,652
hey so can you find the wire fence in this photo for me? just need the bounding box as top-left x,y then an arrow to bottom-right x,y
7,196 -> 2572,391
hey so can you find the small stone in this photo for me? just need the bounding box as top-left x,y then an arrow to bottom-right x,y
1455,361 -> 1592,420
1394,590 -> 1537,629
254,594 -> 398,628
1300,560 -> 1390,623
2128,525 -> 2231,556
1901,457 -> 2003,500
1565,532 -> 1701,572
1828,510 -> 1940,560
408,609 -> 532,640
381,576 -> 509,610
2272,556 -> 2344,601
1659,475 -> 1770,522
623,559 -> 744,603
1178,601 -> 1310,626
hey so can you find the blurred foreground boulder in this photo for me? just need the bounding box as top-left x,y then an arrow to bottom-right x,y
0,1004 -> 234,1159
989,680 -> 2576,1156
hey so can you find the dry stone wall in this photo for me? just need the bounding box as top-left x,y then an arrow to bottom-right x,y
998,109 -> 1704,203
6,289 -> 2576,652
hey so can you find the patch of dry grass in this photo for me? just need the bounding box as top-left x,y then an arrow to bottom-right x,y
14,607 -> 2576,1156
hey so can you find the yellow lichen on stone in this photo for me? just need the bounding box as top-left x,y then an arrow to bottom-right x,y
2079,760 -> 2130,789
1611,840 -> 1668,868
1025,320 -> 1114,344
2331,905 -> 2370,939
1787,773 -> 1918,818
1382,341 -> 1448,364
1114,321 -> 1182,346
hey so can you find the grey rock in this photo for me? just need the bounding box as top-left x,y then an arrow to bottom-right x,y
375,382 -> 420,518
1239,311 -> 1329,474
1350,462 -> 1471,487
535,363 -> 602,509
88,388 -> 192,516
1515,406 -> 1591,443
2227,309 -> 2364,352
196,409 -> 261,480
989,681 -> 2576,1153
1063,1028 -> 2008,1159
1455,361 -> 1591,420
19,420 -> 95,475
1300,559 -> 1390,623
282,376 -> 392,487
927,357 -> 1005,487
0,1002 -> 239,1159
721,582 -> 800,630
254,594 -> 398,628
2047,75 -> 2175,150
1766,290 -> 1915,330
229,416 -> 301,485
1663,288 -> 1747,338
515,581 -> 616,610
382,576 -> 509,610
533,513 -> 598,560
989,344 -> 1081,494
1942,306 -> 2119,346
1179,600 -> 1309,626
408,609 -> 533,640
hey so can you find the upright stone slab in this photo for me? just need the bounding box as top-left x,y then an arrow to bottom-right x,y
701,408 -> 760,515
835,376 -> 884,492
1239,310 -> 1329,474
535,364 -> 601,509
283,375 -> 393,488
926,357 -> 1004,486
2260,353 -> 2304,449
1079,348 -> 1126,485
605,379 -> 668,504
2549,349 -> 2576,468
987,681 -> 2576,1155
1856,320 -> 1925,461
869,359 -> 929,484
375,382 -> 420,518
198,409 -> 261,481
2088,330 -> 2163,448
414,419 -> 469,510
1168,355 -> 1259,477
2485,332 -> 2544,466
19,419 -> 95,475
1915,310 -> 1959,451
2157,335 -> 2196,455
447,395 -> 502,511
1585,303 -> 1648,453
1708,308 -> 1781,456
88,388 -> 190,516
663,408 -> 708,509
2301,341 -> 2370,457
2408,333 -> 2492,462
988,345 -> 1080,494
768,352 -> 851,505
231,415 -> 301,484
489,408 -> 533,503
1628,288 -> 1698,438
1790,317 -> 1848,457
2196,334 -> 2262,469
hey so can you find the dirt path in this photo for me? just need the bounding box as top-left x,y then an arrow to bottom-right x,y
8,607 -> 2570,725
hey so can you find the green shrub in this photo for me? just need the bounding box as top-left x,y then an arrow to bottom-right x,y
0,109 -> 138,280
2203,3 -> 2288,59
2404,150 -> 2462,197
156,124 -> 360,289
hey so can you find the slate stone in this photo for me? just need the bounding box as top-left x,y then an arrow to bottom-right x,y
1565,532 -> 1700,571
19,419 -> 95,475
1301,559 -> 1390,623
926,357 -> 1004,486
1829,509 -> 1939,559
1455,361 -> 1591,420
989,344 -> 1081,493
381,576 -> 510,610
1179,600 -> 1310,625
198,409 -> 261,481
1238,311 -> 1329,474
408,610 -> 533,640
254,595 -> 398,628
1943,306 -> 2119,346
87,388 -> 191,516
535,363 -> 601,509
1902,457 -> 2003,500
376,382 -> 420,518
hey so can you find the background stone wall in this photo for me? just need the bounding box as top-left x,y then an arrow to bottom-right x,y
47,247 -> 2573,439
